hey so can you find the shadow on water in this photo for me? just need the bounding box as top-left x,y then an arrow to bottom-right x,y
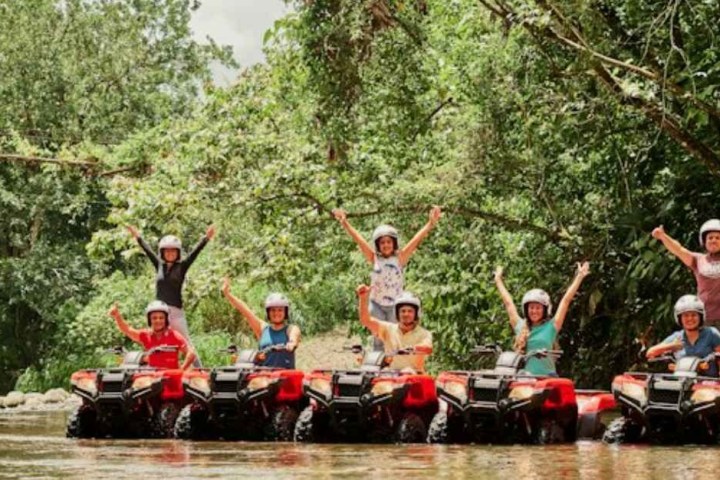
1,410 -> 719,479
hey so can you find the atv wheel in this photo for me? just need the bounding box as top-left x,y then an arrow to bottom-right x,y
66,404 -> 97,438
602,417 -> 643,444
535,419 -> 565,444
174,404 -> 210,440
395,413 -> 426,444
427,412 -> 450,444
265,405 -> 299,441
151,404 -> 180,438
294,406 -> 329,442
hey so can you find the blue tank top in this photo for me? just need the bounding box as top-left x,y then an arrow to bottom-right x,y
258,325 -> 295,369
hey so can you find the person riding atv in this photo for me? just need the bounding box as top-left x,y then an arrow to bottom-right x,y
646,295 -> 720,376
221,278 -> 300,368
604,296 -> 720,444
494,262 -> 590,376
355,284 -> 432,371
109,301 -> 196,370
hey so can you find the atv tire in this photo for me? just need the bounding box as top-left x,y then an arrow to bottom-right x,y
66,404 -> 97,438
395,412 -> 426,444
265,405 -> 299,441
151,403 -> 180,438
602,417 -> 643,444
536,419 -> 565,444
174,404 -> 210,440
427,412 -> 450,444
294,406 -> 329,443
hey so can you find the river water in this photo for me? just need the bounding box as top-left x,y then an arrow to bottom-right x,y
1,410 -> 719,479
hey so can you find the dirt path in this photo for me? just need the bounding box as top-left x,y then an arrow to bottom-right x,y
295,326 -> 363,371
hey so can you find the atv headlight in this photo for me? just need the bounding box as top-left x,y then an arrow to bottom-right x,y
691,388 -> 720,404
621,382 -> 647,405
131,376 -> 156,390
75,378 -> 97,396
247,376 -> 276,391
189,377 -> 210,395
371,381 -> 400,396
508,385 -> 535,401
308,378 -> 332,397
443,381 -> 468,403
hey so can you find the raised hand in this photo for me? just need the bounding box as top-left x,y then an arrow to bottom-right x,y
494,266 -> 504,282
576,261 -> 590,278
206,225 -> 216,241
356,284 -> 371,298
332,208 -> 347,224
429,205 -> 442,225
651,225 -> 665,240
108,302 -> 121,320
126,225 -> 139,240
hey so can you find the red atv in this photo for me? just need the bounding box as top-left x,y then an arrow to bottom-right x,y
67,345 -> 186,438
295,345 -> 438,443
175,345 -> 305,441
429,345 -> 583,444
604,353 -> 720,444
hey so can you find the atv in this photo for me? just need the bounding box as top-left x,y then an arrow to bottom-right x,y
67,345 -> 186,438
428,345 -> 580,444
295,345 -> 438,443
603,353 -> 720,444
175,344 -> 305,441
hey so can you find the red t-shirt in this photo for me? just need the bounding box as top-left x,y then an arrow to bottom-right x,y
690,253 -> 720,325
137,328 -> 187,369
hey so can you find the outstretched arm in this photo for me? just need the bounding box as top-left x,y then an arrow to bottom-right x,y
399,206 -> 442,266
222,277 -> 265,339
494,266 -> 520,330
652,226 -> 694,267
127,226 -> 160,268
356,284 -> 384,337
108,302 -> 141,343
554,262 -> 591,332
184,225 -> 215,268
333,209 -> 375,264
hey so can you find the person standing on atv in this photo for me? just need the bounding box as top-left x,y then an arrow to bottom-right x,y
221,277 -> 301,368
127,224 -> 216,367
333,206 -> 442,350
108,300 -> 197,370
652,221 -> 720,328
494,262 -> 591,376
646,295 -> 720,376
356,284 -> 432,372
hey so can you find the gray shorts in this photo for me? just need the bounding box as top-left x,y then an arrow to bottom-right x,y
370,300 -> 396,352
168,306 -> 202,368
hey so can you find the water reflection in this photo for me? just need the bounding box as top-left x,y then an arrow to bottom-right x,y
1,411 -> 719,479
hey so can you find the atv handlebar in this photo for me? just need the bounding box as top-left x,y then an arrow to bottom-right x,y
527,349 -> 563,359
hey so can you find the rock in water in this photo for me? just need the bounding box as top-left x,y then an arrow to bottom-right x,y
4,391 -> 25,408
43,389 -> 68,404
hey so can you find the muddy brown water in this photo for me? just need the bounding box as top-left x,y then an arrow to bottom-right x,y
1,410 -> 720,479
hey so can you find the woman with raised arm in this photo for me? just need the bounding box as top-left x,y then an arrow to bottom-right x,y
127,225 -> 216,366
221,277 -> 300,368
652,220 -> 720,328
333,206 -> 442,350
493,262 -> 591,376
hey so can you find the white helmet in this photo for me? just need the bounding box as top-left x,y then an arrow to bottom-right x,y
145,300 -> 170,326
521,289 -> 553,319
158,235 -> 182,256
394,291 -> 422,321
673,294 -> 705,327
265,293 -> 290,320
371,225 -> 399,253
699,219 -> 720,247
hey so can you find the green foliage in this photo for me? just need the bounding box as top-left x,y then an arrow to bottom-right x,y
6,0 -> 720,391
